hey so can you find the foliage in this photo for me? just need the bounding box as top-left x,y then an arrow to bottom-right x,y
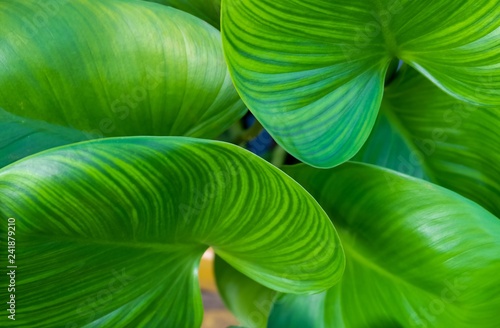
0,137 -> 342,327
222,0 -> 499,167
217,163 -> 500,327
0,0 -> 244,167
0,0 -> 498,327
353,66 -> 500,217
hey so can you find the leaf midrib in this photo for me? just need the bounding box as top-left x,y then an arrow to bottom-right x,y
338,231 -> 445,304
371,0 -> 399,55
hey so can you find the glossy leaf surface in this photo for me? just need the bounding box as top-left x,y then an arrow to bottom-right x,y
0,0 -> 245,166
222,0 -> 500,167
354,66 -> 500,217
0,137 -> 343,327
145,0 -> 221,28
218,163 -> 500,327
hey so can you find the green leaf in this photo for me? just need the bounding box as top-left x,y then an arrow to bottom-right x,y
215,255 -> 277,328
0,108 -> 98,168
222,0 -> 500,167
145,0 -> 221,28
271,163 -> 500,327
0,137 -> 344,327
0,0 -> 245,165
354,66 -> 500,217
217,163 -> 500,327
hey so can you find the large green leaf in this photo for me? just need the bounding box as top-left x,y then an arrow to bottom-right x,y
0,137 -> 344,327
222,0 -> 500,167
354,66 -> 500,217
217,163 -> 500,327
0,0 -> 245,166
145,0 -> 221,28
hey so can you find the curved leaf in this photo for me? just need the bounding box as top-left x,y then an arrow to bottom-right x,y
217,163 -> 500,327
354,66 -> 500,217
145,0 -> 221,28
0,137 -> 344,327
0,0 -> 245,165
274,163 -> 500,327
222,0 -> 500,167
215,255 -> 277,328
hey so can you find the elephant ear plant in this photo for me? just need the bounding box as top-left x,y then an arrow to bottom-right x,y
0,0 -> 499,328
222,0 -> 499,168
0,137 -> 344,327
216,163 -> 500,327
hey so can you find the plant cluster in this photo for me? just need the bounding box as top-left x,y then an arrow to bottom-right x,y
0,0 -> 498,327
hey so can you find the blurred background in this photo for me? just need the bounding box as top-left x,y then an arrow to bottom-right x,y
200,249 -> 238,328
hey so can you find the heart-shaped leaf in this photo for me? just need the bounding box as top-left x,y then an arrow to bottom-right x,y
0,0 -> 245,166
217,163 -> 500,327
0,137 -> 344,327
354,66 -> 500,217
222,0 -> 499,167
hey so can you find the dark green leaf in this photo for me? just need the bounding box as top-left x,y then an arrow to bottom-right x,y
0,108 -> 96,167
